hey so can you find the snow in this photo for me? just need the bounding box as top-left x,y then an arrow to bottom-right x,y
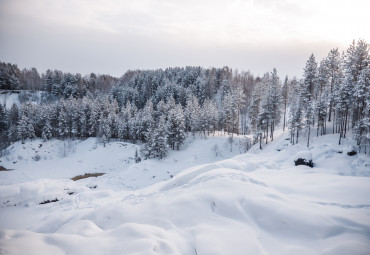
294,150 -> 312,161
1,132 -> 370,254
0,90 -> 47,109
0,91 -> 20,109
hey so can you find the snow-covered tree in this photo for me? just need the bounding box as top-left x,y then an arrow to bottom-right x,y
17,105 -> 35,143
302,55 -> 318,146
314,89 -> 328,137
141,115 -> 169,159
303,54 -> 318,102
167,104 -> 186,150
42,117 -> 53,141
288,81 -> 304,145
99,115 -> 112,147
325,48 -> 342,124
221,92 -> 238,135
258,69 -> 281,144
57,100 -> 70,138
184,95 -> 201,134
282,76 -> 289,131
200,99 -> 218,135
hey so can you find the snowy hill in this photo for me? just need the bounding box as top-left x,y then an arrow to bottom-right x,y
0,134 -> 249,188
0,90 -> 48,109
0,90 -> 20,109
1,132 -> 370,254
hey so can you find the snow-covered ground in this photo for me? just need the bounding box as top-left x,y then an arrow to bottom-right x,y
0,91 -> 20,109
1,132 -> 370,254
0,90 -> 48,109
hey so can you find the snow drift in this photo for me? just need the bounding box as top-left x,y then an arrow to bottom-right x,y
0,133 -> 370,254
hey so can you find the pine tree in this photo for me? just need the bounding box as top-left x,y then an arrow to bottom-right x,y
326,48 -> 342,124
303,54 -> 318,102
134,149 -> 141,163
42,118 -> 53,141
17,110 -> 35,144
79,98 -> 88,138
141,115 -> 169,159
249,82 -> 262,143
184,95 -> 201,134
347,40 -> 369,146
155,115 -> 169,158
70,98 -> 80,139
315,59 -> 329,101
138,101 -> 154,141
167,104 -> 186,150
258,69 -> 281,144
88,98 -> 100,137
268,68 -> 281,141
193,73 -> 207,105
288,81 -> 304,145
314,89 -> 328,136
222,92 -> 237,135
52,70 -> 62,97
354,67 -> 370,151
302,55 -> 318,146
200,99 -> 218,135
305,102 -> 314,147
43,69 -> 54,95
7,104 -> 19,142
99,115 -> 112,147
61,73 -> 77,99
58,100 -> 69,138
0,104 -> 6,133
282,76 -> 289,131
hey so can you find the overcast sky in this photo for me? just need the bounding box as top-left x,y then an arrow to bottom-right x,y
0,0 -> 369,78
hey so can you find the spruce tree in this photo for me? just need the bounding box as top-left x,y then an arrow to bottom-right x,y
167,104 -> 186,150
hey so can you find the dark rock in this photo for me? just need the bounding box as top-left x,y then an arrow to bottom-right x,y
39,198 -> 59,205
347,146 -> 357,156
294,158 -> 314,168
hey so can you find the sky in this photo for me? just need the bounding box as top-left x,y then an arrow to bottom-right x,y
0,0 -> 369,78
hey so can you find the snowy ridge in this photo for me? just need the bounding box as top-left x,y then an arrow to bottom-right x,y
1,132 -> 370,254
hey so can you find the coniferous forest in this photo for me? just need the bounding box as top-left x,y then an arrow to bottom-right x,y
0,39 -> 369,158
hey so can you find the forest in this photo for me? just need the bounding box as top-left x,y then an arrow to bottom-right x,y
0,39 -> 369,158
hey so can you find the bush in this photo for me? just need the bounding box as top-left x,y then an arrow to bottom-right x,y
33,154 -> 41,161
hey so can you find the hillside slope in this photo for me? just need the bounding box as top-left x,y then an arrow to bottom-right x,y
0,132 -> 369,254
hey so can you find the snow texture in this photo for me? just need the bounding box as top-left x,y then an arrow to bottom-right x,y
1,132 -> 370,254
0,91 -> 20,109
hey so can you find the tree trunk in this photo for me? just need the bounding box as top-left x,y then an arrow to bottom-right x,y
317,121 -> 319,137
296,129 -> 299,144
283,103 -> 287,131
266,120 -> 269,144
344,110 -> 348,138
270,122 -> 274,141
333,110 -> 335,134
259,133 -> 262,149
307,125 -> 311,147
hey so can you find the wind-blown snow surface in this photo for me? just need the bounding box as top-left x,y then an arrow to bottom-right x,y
1,133 -> 370,254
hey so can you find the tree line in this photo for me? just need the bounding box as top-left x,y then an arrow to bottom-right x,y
0,39 -> 369,157
287,40 -> 369,153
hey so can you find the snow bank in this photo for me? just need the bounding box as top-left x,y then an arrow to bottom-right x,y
1,132 -> 370,254
294,150 -> 313,161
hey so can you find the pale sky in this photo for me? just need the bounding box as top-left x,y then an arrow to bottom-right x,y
0,0 -> 369,78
